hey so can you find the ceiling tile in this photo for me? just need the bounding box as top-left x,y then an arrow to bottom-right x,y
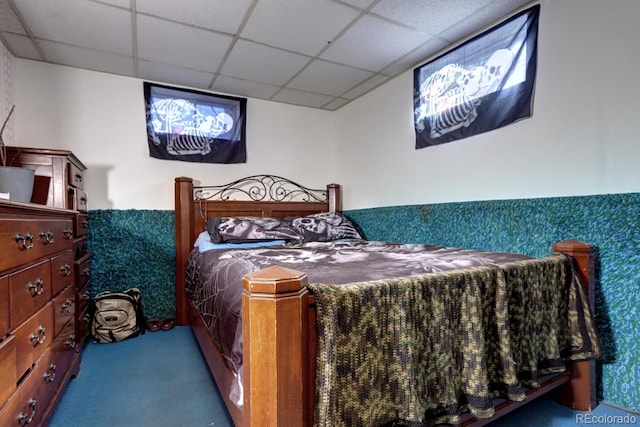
241,0 -> 361,55
0,0 -> 26,34
136,15 -> 233,72
97,0 -> 131,8
437,0 -> 533,45
271,87 -> 336,109
320,13 -> 428,71
136,0 -> 253,34
1,33 -> 41,59
323,97 -> 351,111
211,75 -> 281,100
371,0 -> 493,34
221,39 -> 310,86
38,39 -> 134,75
381,37 -> 451,76
287,59 -> 374,97
138,59 -> 215,90
341,74 -> 390,100
336,0 -> 377,10
3,0 -> 533,111
13,0 -> 132,55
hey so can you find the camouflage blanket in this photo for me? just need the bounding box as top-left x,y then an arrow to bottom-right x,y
308,253 -> 601,426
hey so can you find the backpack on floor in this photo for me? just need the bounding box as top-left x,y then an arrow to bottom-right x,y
90,287 -> 146,343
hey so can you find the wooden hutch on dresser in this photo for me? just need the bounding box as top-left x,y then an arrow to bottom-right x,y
1,147 -> 92,425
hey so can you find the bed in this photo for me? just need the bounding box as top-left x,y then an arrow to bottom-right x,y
174,175 -> 601,426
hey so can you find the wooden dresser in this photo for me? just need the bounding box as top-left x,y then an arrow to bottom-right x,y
0,199 -> 80,426
5,147 -> 92,348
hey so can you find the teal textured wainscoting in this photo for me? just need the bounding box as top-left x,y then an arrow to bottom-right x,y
87,192 -> 639,412
345,192 -> 639,413
88,210 -> 176,320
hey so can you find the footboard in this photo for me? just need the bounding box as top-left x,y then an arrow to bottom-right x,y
241,241 -> 598,426
242,266 -> 315,426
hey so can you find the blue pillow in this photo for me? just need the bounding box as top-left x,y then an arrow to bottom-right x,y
194,231 -> 286,253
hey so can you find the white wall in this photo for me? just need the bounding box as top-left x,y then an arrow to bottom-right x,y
334,0 -> 640,209
14,0 -> 640,211
0,42 -> 15,147
15,62 -> 335,210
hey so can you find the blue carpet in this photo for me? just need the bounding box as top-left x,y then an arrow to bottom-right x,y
489,396 -> 638,426
50,326 -> 233,427
51,326 -> 637,426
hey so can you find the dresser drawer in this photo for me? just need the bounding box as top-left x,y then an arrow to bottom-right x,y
67,187 -> 88,212
0,335 -> 16,404
0,218 -> 74,272
73,236 -> 89,259
74,214 -> 89,237
53,285 -> 75,337
76,303 -> 91,346
14,303 -> 54,380
50,250 -> 74,297
9,260 -> 52,329
0,276 -> 8,337
75,253 -> 92,291
76,280 -> 91,316
0,357 -> 50,427
37,320 -> 76,409
67,162 -> 84,190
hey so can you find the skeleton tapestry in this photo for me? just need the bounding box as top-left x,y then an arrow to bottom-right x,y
414,5 -> 539,148
144,82 -> 247,163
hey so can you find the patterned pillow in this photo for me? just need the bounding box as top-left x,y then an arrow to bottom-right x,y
286,212 -> 362,243
206,217 -> 302,243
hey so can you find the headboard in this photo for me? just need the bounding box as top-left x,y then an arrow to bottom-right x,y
174,175 -> 342,324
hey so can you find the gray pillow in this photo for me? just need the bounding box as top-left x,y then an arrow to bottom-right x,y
206,216 -> 302,243
286,212 -> 362,242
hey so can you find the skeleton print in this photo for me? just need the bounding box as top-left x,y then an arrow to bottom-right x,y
149,99 -> 236,156
415,49 -> 514,138
287,212 -> 362,243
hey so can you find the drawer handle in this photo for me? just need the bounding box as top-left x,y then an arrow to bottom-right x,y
75,173 -> 83,182
84,313 -> 92,323
29,325 -> 46,346
81,220 -> 89,229
17,398 -> 37,425
62,299 -> 73,313
43,363 -> 57,383
27,279 -> 45,296
60,263 -> 72,276
63,229 -> 74,239
15,232 -> 34,250
40,230 -> 54,244
62,299 -> 73,312
65,334 -> 76,349
83,267 -> 91,277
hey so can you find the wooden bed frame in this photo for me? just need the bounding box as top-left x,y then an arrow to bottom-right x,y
174,175 -> 597,426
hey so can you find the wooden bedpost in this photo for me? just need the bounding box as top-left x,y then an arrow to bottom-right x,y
552,240 -> 598,411
175,177 -> 195,326
327,183 -> 341,213
242,266 -> 311,427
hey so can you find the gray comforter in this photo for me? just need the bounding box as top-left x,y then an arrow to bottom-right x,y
184,239 -> 531,374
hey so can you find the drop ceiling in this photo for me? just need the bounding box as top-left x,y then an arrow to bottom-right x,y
0,0 -> 533,110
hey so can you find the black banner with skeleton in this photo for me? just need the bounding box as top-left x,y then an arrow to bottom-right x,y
144,82 -> 247,163
414,5 -> 539,148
